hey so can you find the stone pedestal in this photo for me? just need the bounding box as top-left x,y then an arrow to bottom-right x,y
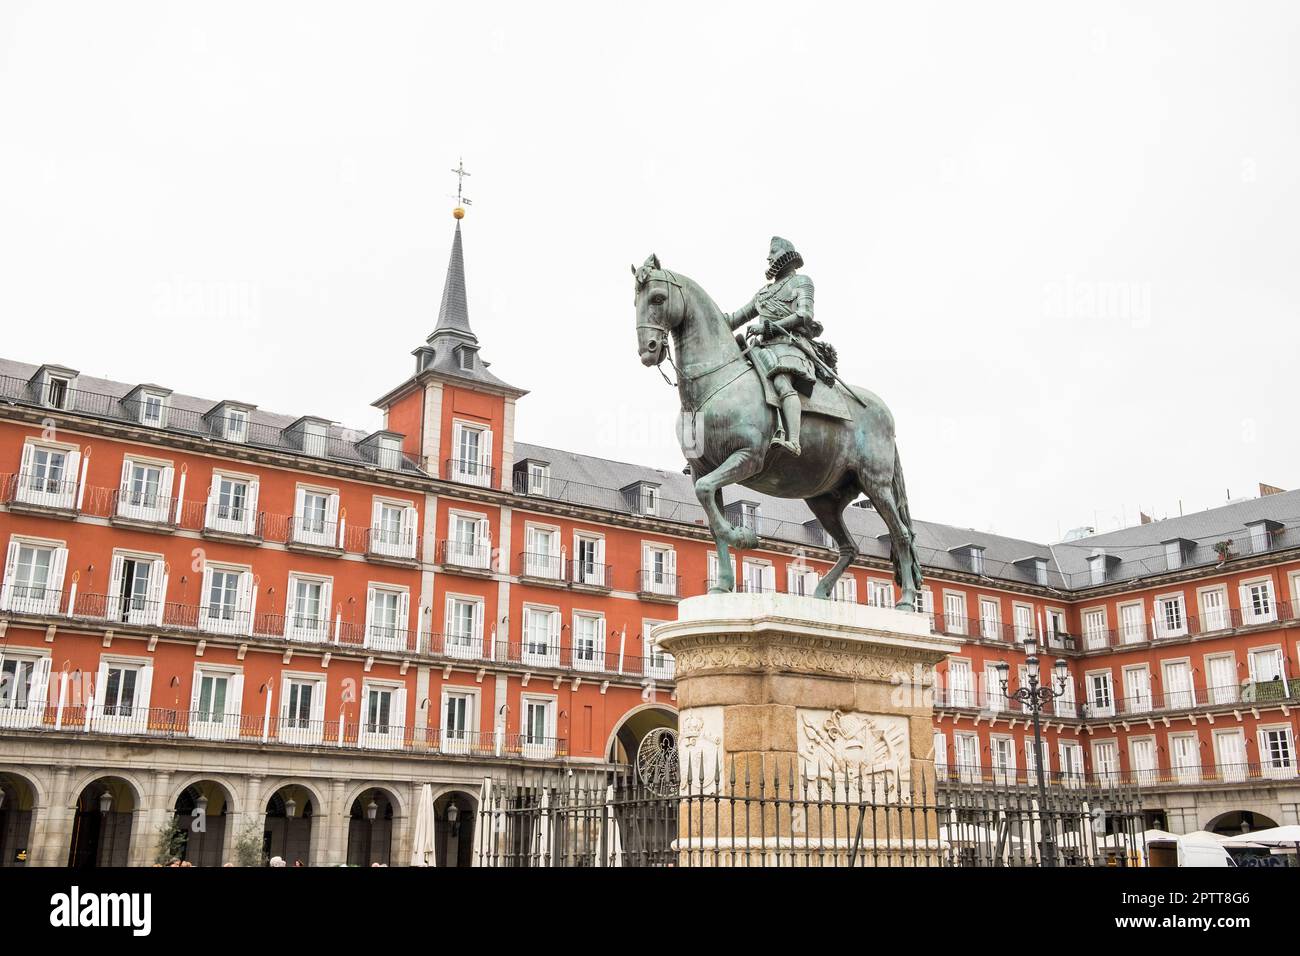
654,592 -> 960,866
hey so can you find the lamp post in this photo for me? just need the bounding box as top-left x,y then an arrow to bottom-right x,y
997,637 -> 1070,867
283,795 -> 296,863
365,794 -> 378,866
98,790 -> 113,867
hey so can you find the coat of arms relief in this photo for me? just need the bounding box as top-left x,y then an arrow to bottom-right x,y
796,709 -> 911,800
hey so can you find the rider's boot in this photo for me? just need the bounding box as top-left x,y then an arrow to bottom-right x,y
772,394 -> 802,456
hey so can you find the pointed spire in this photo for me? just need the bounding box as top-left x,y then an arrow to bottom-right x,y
433,221 -> 474,338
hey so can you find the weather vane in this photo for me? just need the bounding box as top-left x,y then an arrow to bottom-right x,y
451,157 -> 472,219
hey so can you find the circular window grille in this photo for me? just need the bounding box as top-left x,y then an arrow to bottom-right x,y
636,727 -> 680,796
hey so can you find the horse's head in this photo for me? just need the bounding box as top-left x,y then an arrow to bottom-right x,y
632,253 -> 686,367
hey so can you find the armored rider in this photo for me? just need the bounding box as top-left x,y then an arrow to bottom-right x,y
722,236 -> 822,457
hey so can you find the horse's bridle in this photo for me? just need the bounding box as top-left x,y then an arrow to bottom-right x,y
635,268 -> 687,387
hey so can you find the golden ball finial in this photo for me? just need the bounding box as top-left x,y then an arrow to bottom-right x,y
453,206 -> 465,220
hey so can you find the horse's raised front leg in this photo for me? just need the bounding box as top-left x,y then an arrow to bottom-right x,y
695,448 -> 764,593
804,482 -> 860,600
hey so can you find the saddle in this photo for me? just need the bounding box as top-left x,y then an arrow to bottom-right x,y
749,354 -> 857,422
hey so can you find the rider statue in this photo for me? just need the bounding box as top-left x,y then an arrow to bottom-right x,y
722,236 -> 823,457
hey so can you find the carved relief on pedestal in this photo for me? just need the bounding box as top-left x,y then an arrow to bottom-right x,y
676,706 -> 723,793
796,709 -> 911,801
667,632 -> 938,683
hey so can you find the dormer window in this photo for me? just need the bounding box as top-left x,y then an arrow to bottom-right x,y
377,435 -> 402,471
1245,519 -> 1282,555
456,346 -> 476,371
527,462 -> 550,495
44,375 -> 71,410
950,544 -> 984,575
1014,556 -> 1049,586
1163,538 -> 1194,571
302,419 -> 328,457
740,502 -> 760,530
1088,551 -> 1120,586
623,481 -> 660,517
140,391 -> 167,427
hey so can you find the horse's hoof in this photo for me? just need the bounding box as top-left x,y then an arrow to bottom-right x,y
707,586 -> 732,595
894,599 -> 916,612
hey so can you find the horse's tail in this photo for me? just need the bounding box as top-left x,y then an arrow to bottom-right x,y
891,444 -> 924,591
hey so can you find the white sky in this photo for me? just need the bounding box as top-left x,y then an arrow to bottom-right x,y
1,1 -> 1296,543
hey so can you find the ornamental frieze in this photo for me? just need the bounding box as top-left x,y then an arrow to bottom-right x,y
665,631 -> 939,682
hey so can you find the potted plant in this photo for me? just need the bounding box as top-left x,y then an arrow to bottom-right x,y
1213,539 -> 1236,563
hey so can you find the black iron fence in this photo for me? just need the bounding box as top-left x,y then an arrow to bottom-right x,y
475,760 -> 1144,867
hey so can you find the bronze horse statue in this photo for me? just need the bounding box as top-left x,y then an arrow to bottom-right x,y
632,254 -> 923,608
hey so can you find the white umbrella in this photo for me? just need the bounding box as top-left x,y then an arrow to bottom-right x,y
1103,827 -> 1178,847
1236,824 -> 1300,845
408,783 -> 436,867
1181,829 -> 1228,843
470,777 -> 492,867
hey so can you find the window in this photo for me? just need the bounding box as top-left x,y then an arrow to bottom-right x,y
1169,733 -> 1200,784
1012,604 -> 1033,642
1248,646 -> 1286,694
1055,673 -> 1076,717
117,458 -> 174,524
524,524 -> 562,579
1213,729 -> 1247,782
572,612 -> 605,672
933,732 -> 948,779
1154,594 -> 1187,639
1162,660 -> 1193,709
107,553 -> 166,626
739,502 -> 761,531
366,586 -> 408,651
139,391 -> 167,427
640,485 -> 658,516
0,539 -> 68,616
743,560 -> 775,594
1206,654 -> 1237,704
206,473 -> 259,536
644,619 -> 674,679
523,605 -> 561,666
372,499 -> 418,559
946,659 -> 973,708
43,374 -> 71,410
450,421 -> 492,487
942,592 -> 966,635
1091,740 -> 1119,786
1129,738 -> 1157,785
1199,587 -> 1229,632
914,588 -> 934,627
1164,540 -> 1184,571
984,662 -> 1004,712
867,580 -> 892,608
1088,554 -> 1107,586
1059,740 -> 1084,786
642,544 -> 677,596
0,653 -> 51,728
16,442 -> 79,510
94,658 -> 152,734
991,736 -> 1016,784
190,668 -> 241,741
360,682 -> 406,750
284,574 -> 331,643
787,564 -> 820,597
1258,726 -> 1294,778
968,547 -> 984,575
441,689 -> 475,752
1240,580 -> 1276,625
1024,738 -> 1050,779
199,565 -> 252,636
1122,665 -> 1151,714
1082,608 -> 1107,649
293,487 -> 338,548
1088,671 -> 1114,717
1118,602 -> 1146,644
833,574 -> 858,603
954,732 -> 980,783
978,598 -> 1001,641
521,695 -> 556,758
707,552 -> 736,591
527,462 -> 550,496
444,596 -> 484,659
573,534 -> 606,587
1045,609 -> 1067,644
222,408 -> 249,443
279,676 -> 325,745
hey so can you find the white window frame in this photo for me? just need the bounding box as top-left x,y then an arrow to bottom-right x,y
642,543 -> 677,596
523,521 -> 563,580
138,390 -> 168,427
292,484 -> 340,549
105,549 -> 167,627
0,648 -> 52,729
443,593 -> 485,660
440,686 -> 480,754
1086,669 -> 1115,718
198,563 -> 254,637
1152,591 -> 1188,639
978,596 -> 1002,641
643,618 -> 674,680
1258,724 -> 1296,779
1081,606 -> 1108,650
1121,664 -> 1151,715
450,419 -> 493,487
522,603 -> 562,667
92,654 -> 153,735
371,496 -> 419,560
571,610 -> 606,673
1240,577 -> 1278,626
284,572 -> 332,644
358,678 -> 407,751
1169,731 -> 1201,785
15,439 -> 80,511
189,664 -> 242,742
572,532 -> 607,587
206,470 -> 259,536
1011,602 -> 1034,642
1161,657 -> 1194,710
0,535 -> 69,616
942,590 -> 967,636
742,558 -> 775,594
1212,727 -> 1248,783
365,583 -> 409,652
1117,600 -> 1147,644
446,509 -> 491,570
117,455 -> 174,524
1204,652 -> 1239,705
1128,735 -> 1158,786
520,692 -> 558,759
1090,739 -> 1119,787
1197,584 -> 1230,633
278,672 -> 326,746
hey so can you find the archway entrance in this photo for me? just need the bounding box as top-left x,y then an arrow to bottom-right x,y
1207,809 -> 1280,836
264,786 -> 314,866
346,789 -> 395,866
434,791 -> 476,867
68,777 -> 135,868
0,773 -> 36,866
607,704 -> 678,765
173,782 -> 230,866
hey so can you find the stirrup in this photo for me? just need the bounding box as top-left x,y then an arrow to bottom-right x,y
771,435 -> 801,456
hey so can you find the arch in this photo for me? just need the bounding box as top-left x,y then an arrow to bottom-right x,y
341,781 -> 406,822
345,787 -> 400,867
68,775 -> 139,868
1205,808 -> 1280,836
66,769 -> 146,811
432,788 -> 478,868
169,773 -> 241,816
0,765 -> 50,810
605,702 -> 678,764
167,779 -> 235,867
0,770 -> 41,867
262,782 -> 320,868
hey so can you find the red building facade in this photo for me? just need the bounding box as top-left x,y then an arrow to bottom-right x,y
0,218 -> 1296,866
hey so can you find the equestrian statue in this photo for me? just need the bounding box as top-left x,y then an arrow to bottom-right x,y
632,237 -> 923,608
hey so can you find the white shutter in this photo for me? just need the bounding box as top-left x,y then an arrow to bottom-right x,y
365,587 -> 377,645
159,465 -> 175,501
309,680 -> 326,725
93,659 -> 109,718
18,443 -> 34,484
229,674 -> 244,723
205,482 -> 218,527
393,687 -> 407,737
549,609 -> 561,648
146,558 -> 166,621
65,451 -> 81,505
472,601 -> 485,655
762,563 -> 775,593
406,507 -> 420,556
29,658 -> 51,725
190,668 -> 203,715
238,570 -> 255,636
480,429 -> 493,476
48,548 -> 68,613
285,579 -> 298,638
119,458 -> 132,495
198,565 -> 214,630
325,493 -> 340,528
137,664 -> 154,715
293,487 -> 306,523
397,591 -> 410,646
320,579 -> 333,639
245,480 -> 260,535
106,554 -> 125,621
370,498 -> 383,528
0,539 -> 20,611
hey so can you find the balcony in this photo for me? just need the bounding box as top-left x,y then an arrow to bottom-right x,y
8,471 -> 78,516
569,559 -> 612,591
368,527 -> 419,564
437,539 -> 492,573
363,622 -> 413,653
111,486 -> 177,528
200,501 -> 262,542
638,569 -> 680,602
518,551 -> 565,583
445,457 -> 493,489
426,629 -> 487,661
3,583 -> 64,617
276,515 -> 342,554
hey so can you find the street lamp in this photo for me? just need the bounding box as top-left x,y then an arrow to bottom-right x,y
997,635 -> 1070,867
365,794 -> 378,866
98,791 -> 114,867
